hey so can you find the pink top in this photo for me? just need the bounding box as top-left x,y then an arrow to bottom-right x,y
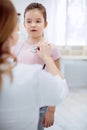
12,40 -> 61,66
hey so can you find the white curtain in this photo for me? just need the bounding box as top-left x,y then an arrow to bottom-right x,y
66,0 -> 87,46
44,0 -> 87,46
13,0 -> 87,46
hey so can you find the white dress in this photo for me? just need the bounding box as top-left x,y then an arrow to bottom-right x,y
0,64 -> 68,130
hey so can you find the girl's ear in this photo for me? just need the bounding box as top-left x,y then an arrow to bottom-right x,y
44,21 -> 48,28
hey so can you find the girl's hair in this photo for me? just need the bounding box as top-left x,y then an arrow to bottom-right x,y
0,0 -> 17,89
24,2 -> 47,22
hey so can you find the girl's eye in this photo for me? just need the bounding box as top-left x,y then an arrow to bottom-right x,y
27,21 -> 31,23
36,20 -> 41,23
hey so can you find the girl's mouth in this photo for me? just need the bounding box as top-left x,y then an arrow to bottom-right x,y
31,30 -> 37,32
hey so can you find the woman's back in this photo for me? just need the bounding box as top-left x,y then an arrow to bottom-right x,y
0,64 -> 68,130
0,64 -> 40,130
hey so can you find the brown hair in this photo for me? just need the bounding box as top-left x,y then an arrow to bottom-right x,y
24,2 -> 47,22
0,0 -> 17,89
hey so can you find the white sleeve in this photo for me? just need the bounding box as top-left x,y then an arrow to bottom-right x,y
35,70 -> 68,107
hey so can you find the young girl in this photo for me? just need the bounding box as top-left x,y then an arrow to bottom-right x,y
12,3 -> 61,130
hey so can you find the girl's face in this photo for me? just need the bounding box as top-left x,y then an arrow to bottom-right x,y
24,9 -> 47,39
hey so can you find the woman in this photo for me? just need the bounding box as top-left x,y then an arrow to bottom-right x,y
0,0 -> 68,130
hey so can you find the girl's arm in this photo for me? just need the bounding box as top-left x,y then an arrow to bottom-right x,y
37,44 -> 63,78
37,44 -> 67,127
54,58 -> 60,69
43,56 -> 63,78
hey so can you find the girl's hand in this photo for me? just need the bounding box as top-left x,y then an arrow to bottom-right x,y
42,110 -> 54,128
36,43 -> 51,60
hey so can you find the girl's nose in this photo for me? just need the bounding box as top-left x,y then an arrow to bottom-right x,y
31,22 -> 36,26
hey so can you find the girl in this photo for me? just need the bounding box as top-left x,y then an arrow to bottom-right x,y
12,3 -> 63,130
